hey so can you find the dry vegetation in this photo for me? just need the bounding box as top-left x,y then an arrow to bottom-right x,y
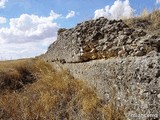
0,59 -> 126,120
124,9 -> 160,34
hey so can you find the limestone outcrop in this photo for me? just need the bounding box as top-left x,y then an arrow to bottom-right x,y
44,17 -> 160,63
42,17 -> 160,120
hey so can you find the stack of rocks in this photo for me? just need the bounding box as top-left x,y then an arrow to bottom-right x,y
45,17 -> 160,63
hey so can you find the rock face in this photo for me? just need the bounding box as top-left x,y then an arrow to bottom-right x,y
61,52 -> 160,120
43,17 -> 160,120
44,17 -> 160,63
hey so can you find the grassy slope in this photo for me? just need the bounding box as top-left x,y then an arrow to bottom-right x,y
0,59 -> 125,120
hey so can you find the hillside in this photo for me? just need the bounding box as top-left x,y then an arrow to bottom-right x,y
0,10 -> 159,120
43,10 -> 160,120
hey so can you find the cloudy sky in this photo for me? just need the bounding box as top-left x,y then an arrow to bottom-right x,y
0,0 -> 159,60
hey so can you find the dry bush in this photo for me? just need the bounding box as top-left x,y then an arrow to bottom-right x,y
0,59 -> 126,120
141,8 -> 150,18
0,59 -> 35,91
124,9 -> 160,32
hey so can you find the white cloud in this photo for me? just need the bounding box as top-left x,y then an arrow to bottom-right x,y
156,0 -> 160,3
0,0 -> 8,9
50,10 -> 62,19
0,37 -> 57,60
94,0 -> 134,20
0,10 -> 60,59
66,10 -> 76,19
0,17 -> 6,24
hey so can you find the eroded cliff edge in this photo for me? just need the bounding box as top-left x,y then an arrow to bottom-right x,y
42,17 -> 160,119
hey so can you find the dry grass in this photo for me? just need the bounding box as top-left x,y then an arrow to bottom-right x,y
0,59 -> 126,120
124,9 -> 160,33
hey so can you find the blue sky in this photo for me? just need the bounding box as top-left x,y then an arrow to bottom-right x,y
1,0 -> 160,28
0,0 -> 159,60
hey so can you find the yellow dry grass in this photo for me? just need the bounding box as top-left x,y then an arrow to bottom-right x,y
124,9 -> 160,33
0,58 -> 126,120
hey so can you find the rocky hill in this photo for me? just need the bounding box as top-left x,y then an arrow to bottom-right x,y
42,14 -> 160,120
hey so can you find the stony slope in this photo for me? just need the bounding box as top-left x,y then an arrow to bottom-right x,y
43,16 -> 160,120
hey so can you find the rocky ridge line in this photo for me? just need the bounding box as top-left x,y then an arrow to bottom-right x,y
44,17 -> 160,63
